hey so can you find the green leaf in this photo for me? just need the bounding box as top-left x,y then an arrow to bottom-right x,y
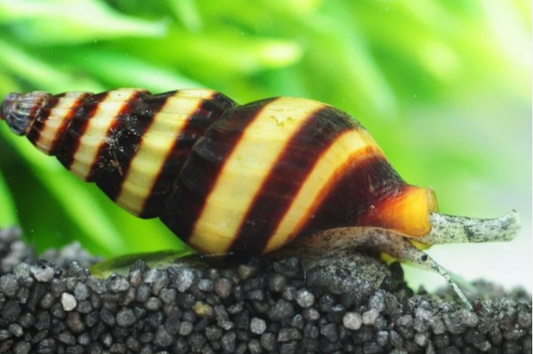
0,169 -> 19,228
0,37 -> 104,92
64,49 -> 203,92
0,0 -> 167,44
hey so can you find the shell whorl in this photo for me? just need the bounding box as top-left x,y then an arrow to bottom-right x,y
1,89 -> 435,255
1,92 -> 52,135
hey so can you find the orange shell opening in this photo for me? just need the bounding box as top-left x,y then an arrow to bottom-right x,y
360,186 -> 438,237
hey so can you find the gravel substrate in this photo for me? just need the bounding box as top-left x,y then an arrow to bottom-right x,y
0,227 -> 531,354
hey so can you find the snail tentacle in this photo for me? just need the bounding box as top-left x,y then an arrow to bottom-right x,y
397,239 -> 473,309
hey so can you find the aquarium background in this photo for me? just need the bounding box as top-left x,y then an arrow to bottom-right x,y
0,0 -> 530,292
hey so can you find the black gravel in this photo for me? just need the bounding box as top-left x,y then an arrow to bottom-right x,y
0,227 -> 531,354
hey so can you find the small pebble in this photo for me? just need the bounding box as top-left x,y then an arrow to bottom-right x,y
31,265 -> 55,283
250,317 -> 267,335
268,274 -> 286,292
175,269 -> 194,292
13,341 -> 31,354
86,277 -> 107,294
145,297 -> 163,311
60,293 -> 77,311
458,310 -> 479,327
198,279 -> 213,292
221,331 -> 237,352
343,312 -> 363,331
362,309 -> 379,325
320,323 -> 338,342
269,299 -> 294,321
414,332 -> 429,347
214,278 -> 232,298
8,323 -> 23,337
518,311 -> 532,328
179,321 -> 193,336
302,307 -> 320,322
248,339 -> 262,354
430,316 -> 446,335
73,282 -> 90,301
160,288 -> 176,305
109,274 -> 130,292
12,263 -> 31,278
368,290 -> 386,312
260,332 -> 277,352
193,301 -> 213,317
116,308 -> 137,327
0,332 -> 13,346
281,285 -> 297,301
290,314 -> 304,329
376,330 -> 389,346
295,289 -> 315,308
238,264 -> 257,280
278,327 -> 301,342
0,274 -> 18,296
154,326 -> 173,347
65,312 -> 85,333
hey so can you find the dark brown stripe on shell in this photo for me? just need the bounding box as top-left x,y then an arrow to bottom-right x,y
299,152 -> 404,237
26,94 -> 63,146
86,91 -> 147,182
210,91 -> 237,108
49,93 -> 89,156
56,92 -> 109,170
159,98 -> 276,244
140,95 -> 236,218
227,106 -> 360,256
96,91 -> 172,202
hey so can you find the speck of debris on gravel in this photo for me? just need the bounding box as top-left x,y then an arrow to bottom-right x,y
0,226 -> 531,353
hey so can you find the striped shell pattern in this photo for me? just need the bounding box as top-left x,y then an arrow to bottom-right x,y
0,88 -> 436,256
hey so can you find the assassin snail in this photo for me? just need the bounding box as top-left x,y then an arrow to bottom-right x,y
0,88 -> 521,307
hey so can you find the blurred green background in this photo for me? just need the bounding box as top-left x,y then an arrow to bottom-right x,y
0,0 -> 530,290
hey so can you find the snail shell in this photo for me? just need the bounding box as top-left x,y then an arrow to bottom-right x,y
0,89 -> 518,258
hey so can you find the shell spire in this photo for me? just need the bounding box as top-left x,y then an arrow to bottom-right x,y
1,92 -> 52,135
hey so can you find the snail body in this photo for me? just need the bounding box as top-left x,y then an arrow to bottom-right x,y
1,88 -> 520,307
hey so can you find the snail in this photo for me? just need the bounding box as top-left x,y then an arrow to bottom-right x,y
0,88 -> 520,307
